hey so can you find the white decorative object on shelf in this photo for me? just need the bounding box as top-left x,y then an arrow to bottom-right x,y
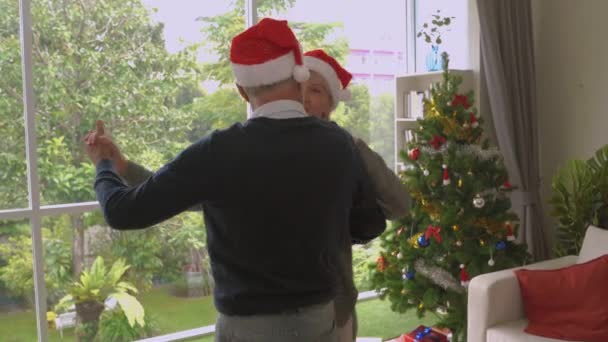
393,70 -> 474,171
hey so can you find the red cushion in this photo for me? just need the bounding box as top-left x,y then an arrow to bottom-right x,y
515,254 -> 608,342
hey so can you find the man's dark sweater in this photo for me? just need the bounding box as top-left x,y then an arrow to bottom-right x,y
94,115 -> 386,315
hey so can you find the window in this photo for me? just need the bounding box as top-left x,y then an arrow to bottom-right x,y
0,0 -> 475,340
261,0 -> 410,169
0,0 -> 27,210
0,219 -> 37,340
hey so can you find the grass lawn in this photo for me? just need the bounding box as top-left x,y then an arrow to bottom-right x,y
0,287 -> 436,341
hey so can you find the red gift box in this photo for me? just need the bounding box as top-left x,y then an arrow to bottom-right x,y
393,325 -> 450,342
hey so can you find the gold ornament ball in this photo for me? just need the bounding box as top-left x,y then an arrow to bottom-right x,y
452,225 -> 460,232
418,303 -> 424,310
401,289 -> 408,295
458,178 -> 463,188
479,239 -> 486,246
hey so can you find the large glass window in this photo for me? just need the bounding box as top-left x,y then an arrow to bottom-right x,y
0,219 -> 37,340
1,0 -> 474,340
260,0 -> 408,170
33,0 -> 237,205
42,212 -> 216,340
0,0 -> 27,210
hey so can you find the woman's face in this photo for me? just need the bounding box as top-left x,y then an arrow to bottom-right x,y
302,71 -> 333,120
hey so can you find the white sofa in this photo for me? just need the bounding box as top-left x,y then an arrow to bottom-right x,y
467,225 -> 608,342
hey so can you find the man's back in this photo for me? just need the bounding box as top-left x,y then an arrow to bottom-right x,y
93,113 -> 385,315
203,116 -> 368,315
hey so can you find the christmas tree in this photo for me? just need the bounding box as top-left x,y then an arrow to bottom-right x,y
370,53 -> 530,341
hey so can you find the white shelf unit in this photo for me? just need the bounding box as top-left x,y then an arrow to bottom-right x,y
394,69 -> 474,171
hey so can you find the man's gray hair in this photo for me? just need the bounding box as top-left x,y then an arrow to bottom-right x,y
242,77 -> 297,97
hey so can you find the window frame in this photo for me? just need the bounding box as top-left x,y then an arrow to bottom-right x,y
0,0 -> 416,340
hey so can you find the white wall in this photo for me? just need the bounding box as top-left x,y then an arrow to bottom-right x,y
533,0 -> 608,247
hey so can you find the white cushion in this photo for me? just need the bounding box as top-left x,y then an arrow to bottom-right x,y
578,225 -> 608,263
487,319 -> 578,342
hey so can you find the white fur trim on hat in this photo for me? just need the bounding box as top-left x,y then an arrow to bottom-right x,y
293,65 -> 310,83
304,56 -> 346,109
232,51 -> 307,87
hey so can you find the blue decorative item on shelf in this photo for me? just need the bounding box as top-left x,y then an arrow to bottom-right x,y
425,45 -> 442,71
496,241 -> 507,250
418,235 -> 430,247
418,10 -> 454,72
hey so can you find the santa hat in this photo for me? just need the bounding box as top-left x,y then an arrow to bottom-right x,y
442,164 -> 450,186
460,264 -> 470,287
506,222 -> 516,241
303,49 -> 353,109
230,18 -> 309,87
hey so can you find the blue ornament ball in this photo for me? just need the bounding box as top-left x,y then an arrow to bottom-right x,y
496,241 -> 507,250
418,235 -> 430,247
405,270 -> 416,280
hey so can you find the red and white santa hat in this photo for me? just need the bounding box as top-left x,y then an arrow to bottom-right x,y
303,49 -> 353,109
230,18 -> 310,87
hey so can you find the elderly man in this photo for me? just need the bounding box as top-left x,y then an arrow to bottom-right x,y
84,18 -> 386,342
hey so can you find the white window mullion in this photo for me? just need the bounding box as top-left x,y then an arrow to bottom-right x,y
244,0 -> 257,119
0,208 -> 32,220
406,0 -> 417,73
245,0 -> 257,29
19,0 -> 48,340
40,202 -> 100,217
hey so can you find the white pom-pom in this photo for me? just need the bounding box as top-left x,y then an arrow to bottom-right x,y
339,89 -> 352,101
460,264 -> 465,269
472,122 -> 479,128
293,65 -> 310,83
488,259 -> 495,266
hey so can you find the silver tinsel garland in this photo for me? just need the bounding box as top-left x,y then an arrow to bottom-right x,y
414,259 -> 465,294
418,143 -> 501,161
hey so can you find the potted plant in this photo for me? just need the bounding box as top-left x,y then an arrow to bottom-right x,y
55,256 -> 145,341
550,145 -> 608,256
417,10 -> 455,71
